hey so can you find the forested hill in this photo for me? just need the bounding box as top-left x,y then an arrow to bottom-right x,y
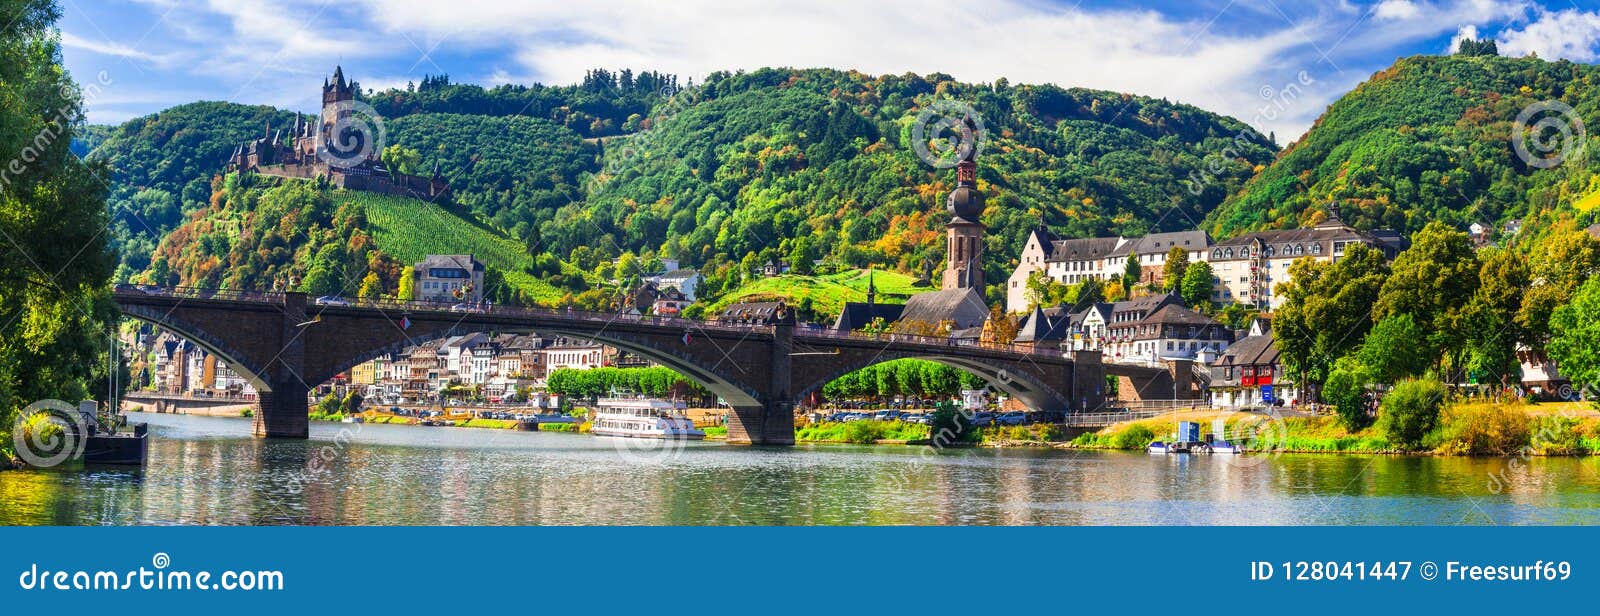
1206,52 -> 1600,240
543,67 -> 1275,300
95,66 -> 1278,305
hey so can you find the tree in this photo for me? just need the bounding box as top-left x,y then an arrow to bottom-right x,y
1358,314 -> 1432,383
1519,227 -> 1600,347
1547,276 -> 1600,392
1323,356 -> 1373,431
1,0 -> 119,461
1179,261 -> 1214,310
1121,253 -> 1141,294
984,304 -> 1019,344
380,144 -> 422,175
1378,377 -> 1445,449
1464,249 -> 1529,387
299,244 -> 347,297
1274,243 -> 1389,396
1374,221 -> 1479,370
1161,246 -> 1189,291
1025,269 -> 1071,308
1456,38 -> 1499,56
357,271 -> 382,300
396,267 -> 415,300
928,399 -> 979,446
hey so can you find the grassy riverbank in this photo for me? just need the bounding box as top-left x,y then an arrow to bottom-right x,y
1060,402 -> 1600,455
796,420 -> 930,444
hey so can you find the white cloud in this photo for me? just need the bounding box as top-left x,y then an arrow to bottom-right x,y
1375,0 -> 1422,20
60,31 -> 165,63
74,0 -> 1600,139
1497,8 -> 1600,62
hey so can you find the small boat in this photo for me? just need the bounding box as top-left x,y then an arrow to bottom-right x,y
590,396 -> 704,439
1147,441 -> 1170,454
83,422 -> 148,466
1208,441 -> 1244,454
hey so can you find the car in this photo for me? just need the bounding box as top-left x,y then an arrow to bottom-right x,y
315,296 -> 351,307
450,303 -> 485,313
874,410 -> 898,421
969,411 -> 995,426
997,411 -> 1027,426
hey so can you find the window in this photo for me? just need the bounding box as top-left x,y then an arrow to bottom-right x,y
1212,249 -> 1223,259
1224,248 -> 1234,259
1311,243 -> 1323,255
1294,244 -> 1304,255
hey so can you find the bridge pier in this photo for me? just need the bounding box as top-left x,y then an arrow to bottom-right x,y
725,402 -> 796,445
253,382 -> 309,438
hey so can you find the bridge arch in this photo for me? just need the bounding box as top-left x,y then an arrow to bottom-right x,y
313,326 -> 765,409
119,304 -> 275,393
792,350 -> 1072,413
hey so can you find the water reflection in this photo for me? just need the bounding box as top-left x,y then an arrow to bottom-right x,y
2,412 -> 1599,525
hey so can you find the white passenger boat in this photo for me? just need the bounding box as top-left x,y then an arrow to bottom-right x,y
590,397 -> 704,439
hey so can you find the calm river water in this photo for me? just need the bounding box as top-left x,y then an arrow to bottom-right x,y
3,412 -> 1599,525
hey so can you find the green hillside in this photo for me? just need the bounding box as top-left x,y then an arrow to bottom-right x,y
91,105 -> 598,278
546,67 -> 1276,304
706,269 -> 924,320
1206,52 -> 1600,239
103,67 -> 1277,308
143,175 -> 584,304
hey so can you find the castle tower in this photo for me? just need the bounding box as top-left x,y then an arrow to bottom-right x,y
318,66 -> 357,158
942,119 -> 985,291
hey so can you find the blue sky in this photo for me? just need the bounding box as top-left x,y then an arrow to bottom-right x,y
58,0 -> 1600,141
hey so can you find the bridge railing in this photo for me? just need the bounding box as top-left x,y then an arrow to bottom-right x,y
353,296 -> 778,335
795,327 -> 1067,357
118,286 -> 776,335
116,286 -> 1076,359
114,284 -> 286,303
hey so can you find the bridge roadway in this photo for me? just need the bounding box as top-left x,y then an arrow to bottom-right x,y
113,286 -> 1151,445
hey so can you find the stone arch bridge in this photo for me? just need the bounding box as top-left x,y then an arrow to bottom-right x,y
114,287 -> 1180,445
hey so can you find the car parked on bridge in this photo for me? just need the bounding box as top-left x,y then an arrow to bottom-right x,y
450,303 -> 485,313
315,295 -> 351,307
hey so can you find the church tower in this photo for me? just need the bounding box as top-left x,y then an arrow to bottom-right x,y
942,119 -> 985,291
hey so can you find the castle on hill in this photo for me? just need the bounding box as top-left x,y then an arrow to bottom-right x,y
226,66 -> 450,201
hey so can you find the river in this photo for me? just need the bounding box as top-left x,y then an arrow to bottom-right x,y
2,412 -> 1599,525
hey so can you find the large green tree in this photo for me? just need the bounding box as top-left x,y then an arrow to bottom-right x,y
0,0 -> 118,458
1161,246 -> 1188,291
1274,243 -> 1389,396
1179,260 -> 1213,310
1463,248 -> 1530,387
1518,226 -> 1600,348
1373,221 -> 1479,369
1547,277 -> 1600,392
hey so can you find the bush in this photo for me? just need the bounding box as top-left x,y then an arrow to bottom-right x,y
1110,424 -> 1156,449
1324,362 -> 1372,431
928,401 -> 978,445
1431,403 -> 1531,455
1529,414 -> 1584,455
1377,378 -> 1446,449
